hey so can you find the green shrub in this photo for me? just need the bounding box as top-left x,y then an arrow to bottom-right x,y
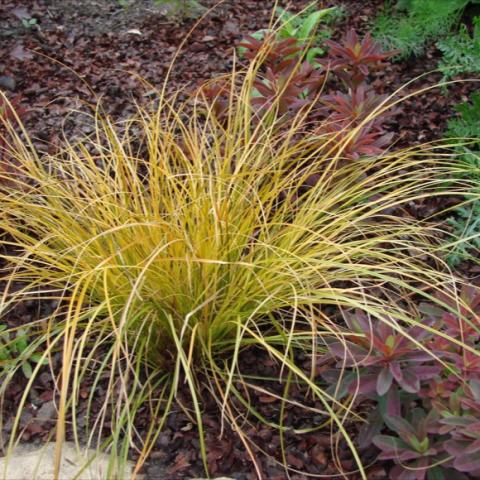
448,92 -> 480,141
446,202 -> 480,265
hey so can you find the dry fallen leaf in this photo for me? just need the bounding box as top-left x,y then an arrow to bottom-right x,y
12,6 -> 31,20
10,44 -> 33,61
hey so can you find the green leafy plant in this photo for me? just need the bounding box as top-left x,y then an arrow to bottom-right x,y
372,0 -> 473,59
21,18 -> 37,29
0,325 -> 47,379
437,17 -> 480,81
238,3 -> 343,65
274,3 -> 344,62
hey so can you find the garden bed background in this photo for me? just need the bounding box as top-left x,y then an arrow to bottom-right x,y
0,1 -> 479,479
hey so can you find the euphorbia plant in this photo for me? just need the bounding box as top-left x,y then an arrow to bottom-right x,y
444,418 -> 480,476
376,381 -> 480,478
238,36 -> 303,74
328,310 -> 440,397
373,409 -> 451,480
438,381 -> 480,475
319,86 -> 390,124
221,29 -> 398,159
251,61 -> 324,115
314,85 -> 395,159
319,30 -> 397,88
336,284 -> 480,479
422,285 -> 480,345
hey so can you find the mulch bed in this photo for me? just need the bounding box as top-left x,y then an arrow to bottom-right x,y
0,0 -> 478,478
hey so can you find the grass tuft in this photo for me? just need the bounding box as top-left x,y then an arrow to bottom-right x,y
0,66 -> 475,478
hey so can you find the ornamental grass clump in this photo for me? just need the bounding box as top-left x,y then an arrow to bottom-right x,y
0,63 -> 474,478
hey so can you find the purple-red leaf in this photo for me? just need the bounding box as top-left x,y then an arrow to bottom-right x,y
377,366 -> 393,396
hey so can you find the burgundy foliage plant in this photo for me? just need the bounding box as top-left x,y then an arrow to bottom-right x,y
325,284 -> 480,479
202,29 -> 397,161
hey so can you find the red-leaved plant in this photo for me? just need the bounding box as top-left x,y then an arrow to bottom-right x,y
324,285 -> 480,479
373,408 -> 449,480
200,29 -> 397,160
327,310 -> 441,398
318,30 -> 397,88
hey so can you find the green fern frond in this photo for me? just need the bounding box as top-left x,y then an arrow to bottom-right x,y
447,93 -> 480,147
444,93 -> 480,266
437,17 -> 480,81
446,200 -> 480,266
373,0 -> 469,59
